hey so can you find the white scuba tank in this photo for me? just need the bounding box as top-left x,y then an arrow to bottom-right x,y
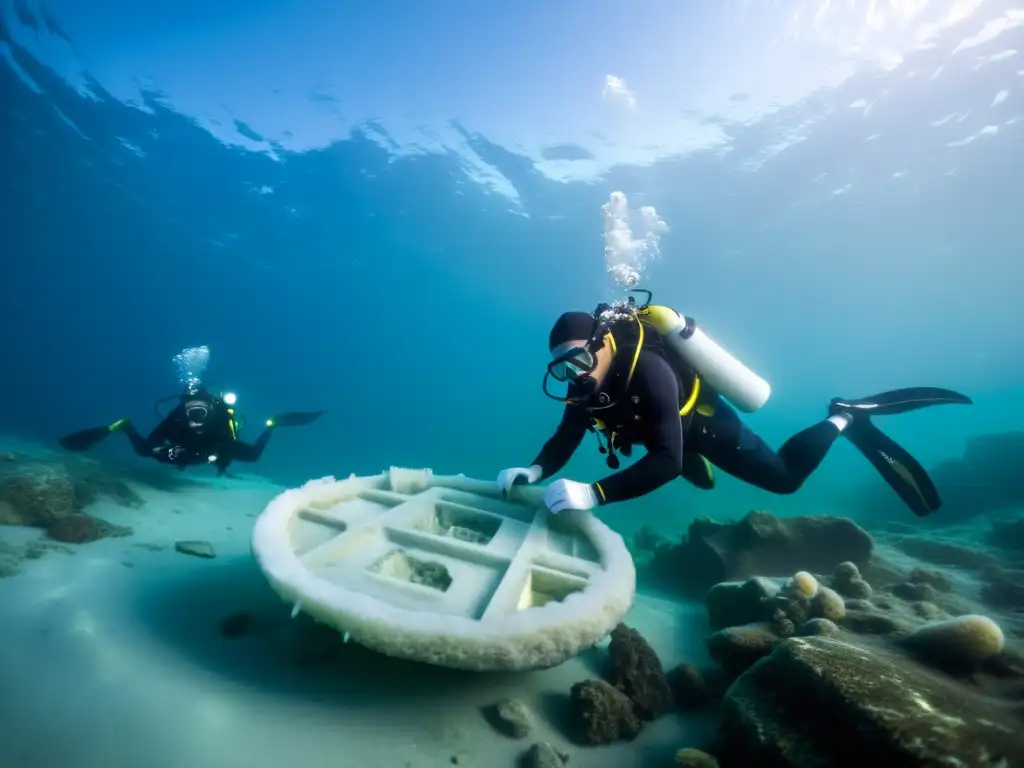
639,305 -> 771,413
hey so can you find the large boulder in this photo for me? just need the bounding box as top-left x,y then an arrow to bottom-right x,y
0,456 -> 142,528
720,635 -> 1024,767
647,510 -> 873,596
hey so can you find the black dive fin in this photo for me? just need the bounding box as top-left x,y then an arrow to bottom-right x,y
845,418 -> 941,517
270,411 -> 326,428
58,418 -> 128,453
58,426 -> 112,452
833,387 -> 972,417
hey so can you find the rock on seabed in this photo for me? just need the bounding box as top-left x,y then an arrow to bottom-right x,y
721,635 -> 1024,767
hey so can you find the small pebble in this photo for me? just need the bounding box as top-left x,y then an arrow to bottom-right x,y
522,742 -> 569,767
487,698 -> 533,738
175,540 -> 216,559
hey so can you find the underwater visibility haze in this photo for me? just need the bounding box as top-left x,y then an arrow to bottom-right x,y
1,1 -> 1024,766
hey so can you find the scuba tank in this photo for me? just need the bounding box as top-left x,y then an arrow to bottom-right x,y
613,289 -> 772,413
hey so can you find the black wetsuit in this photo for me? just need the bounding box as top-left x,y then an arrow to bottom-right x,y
121,404 -> 273,475
532,347 -> 842,505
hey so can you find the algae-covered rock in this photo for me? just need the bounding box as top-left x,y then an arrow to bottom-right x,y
705,577 -> 779,631
0,457 -> 143,529
47,514 -> 132,544
706,622 -> 780,677
899,614 -> 1005,675
809,585 -> 845,622
568,679 -> 642,745
796,618 -> 840,638
721,635 -> 1024,767
840,607 -> 913,637
0,462 -> 77,525
831,561 -> 873,599
606,623 -> 673,721
666,663 -> 724,709
0,539 -> 24,578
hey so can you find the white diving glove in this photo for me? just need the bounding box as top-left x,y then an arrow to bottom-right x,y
543,478 -> 599,514
496,465 -> 543,496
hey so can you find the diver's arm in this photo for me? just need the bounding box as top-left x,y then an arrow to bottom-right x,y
591,354 -> 683,505
530,402 -> 590,480
134,419 -> 172,453
143,421 -> 189,466
230,426 -> 274,462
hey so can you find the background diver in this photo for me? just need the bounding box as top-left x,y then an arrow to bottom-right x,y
58,385 -> 325,476
495,289 -> 972,518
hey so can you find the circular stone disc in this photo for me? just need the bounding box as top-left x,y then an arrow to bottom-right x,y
251,467 -> 636,672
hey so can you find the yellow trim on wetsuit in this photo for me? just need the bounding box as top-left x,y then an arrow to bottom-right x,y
227,408 -> 237,440
593,482 -> 606,502
605,331 -> 618,356
680,376 -> 701,416
623,314 -> 644,390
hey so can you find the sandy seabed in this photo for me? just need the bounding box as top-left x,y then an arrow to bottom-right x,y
0,463 -> 714,768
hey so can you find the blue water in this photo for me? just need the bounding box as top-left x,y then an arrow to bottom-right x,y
4,2 -> 1024,538
1,3 -> 1024,762
3,2 -> 1024,533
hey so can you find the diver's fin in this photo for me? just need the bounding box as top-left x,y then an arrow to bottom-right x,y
269,411 -> 326,428
680,453 -> 715,490
58,418 -> 129,453
832,387 -> 972,417
844,418 -> 941,517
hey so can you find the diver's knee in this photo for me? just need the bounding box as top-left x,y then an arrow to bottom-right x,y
765,476 -> 803,495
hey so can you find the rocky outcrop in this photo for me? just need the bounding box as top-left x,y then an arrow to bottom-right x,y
720,635 -> 1024,767
0,454 -> 142,530
642,510 -> 873,596
891,535 -> 1000,570
0,461 -> 77,525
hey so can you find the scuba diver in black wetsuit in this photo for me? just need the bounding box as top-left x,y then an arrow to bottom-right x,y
58,386 -> 325,476
495,290 -> 972,518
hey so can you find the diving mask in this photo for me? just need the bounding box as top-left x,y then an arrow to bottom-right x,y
547,343 -> 596,382
542,342 -> 599,403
